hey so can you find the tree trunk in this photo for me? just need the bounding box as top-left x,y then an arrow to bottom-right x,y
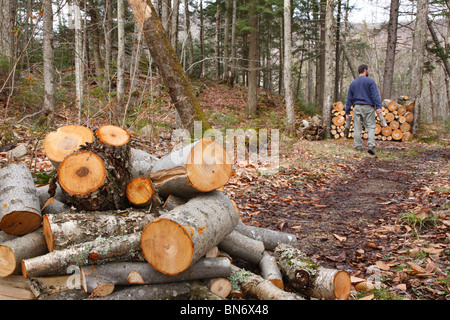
42,0 -> 55,124
410,0 -> 428,133
73,0 -> 84,123
283,0 -> 295,132
381,0 -> 399,100
80,257 -> 231,296
229,0 -> 237,85
42,210 -> 156,252
0,163 -> 42,236
215,1 -> 221,79
21,232 -> 145,278
274,243 -> 351,300
140,190 -> 240,275
0,229 -> 47,277
149,139 -> 232,199
127,0 -> 209,132
117,0 -> 125,111
322,0 -> 335,137
246,0 -> 259,116
228,265 -> 305,300
183,0 -> 194,76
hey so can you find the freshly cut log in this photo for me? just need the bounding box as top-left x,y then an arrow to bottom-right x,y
130,148 -> 159,179
0,163 -> 42,235
259,251 -> 284,289
0,229 -> 48,277
149,139 -> 232,199
0,275 -> 37,300
43,125 -> 94,168
397,105 -> 407,116
381,126 -> 392,137
218,230 -> 265,265
332,116 -> 345,127
203,278 -> 232,298
90,282 -> 192,300
333,102 -> 344,111
80,257 -> 231,296
140,190 -> 239,275
57,139 -> 132,211
28,274 -> 78,298
385,112 -> 394,123
228,265 -> 304,300
383,99 -> 398,112
274,243 -> 351,300
400,122 -> 411,133
398,115 -> 406,123
404,112 -> 414,123
235,220 -> 297,250
42,210 -> 156,252
375,124 -> 382,135
95,124 -> 131,147
402,132 -> 412,142
392,129 -> 403,141
389,120 -> 400,130
406,102 -> 415,111
126,177 -> 154,207
22,232 -> 145,278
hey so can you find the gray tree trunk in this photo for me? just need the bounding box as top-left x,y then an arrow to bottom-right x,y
381,0 -> 399,100
42,0 -> 55,124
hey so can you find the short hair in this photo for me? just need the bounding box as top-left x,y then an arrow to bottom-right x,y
358,64 -> 368,74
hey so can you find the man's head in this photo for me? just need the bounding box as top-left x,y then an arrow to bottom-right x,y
358,64 -> 369,77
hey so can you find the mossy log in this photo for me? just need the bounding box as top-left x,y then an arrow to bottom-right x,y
42,210 -> 156,252
0,163 -> 42,235
21,232 -> 145,278
273,243 -> 351,300
140,190 -> 239,275
228,265 -> 304,300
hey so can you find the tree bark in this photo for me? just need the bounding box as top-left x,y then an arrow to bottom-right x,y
259,251 -> 284,289
43,210 -> 156,252
73,0 -> 84,123
0,163 -> 42,236
283,0 -> 295,132
90,282 -> 192,300
127,0 -> 209,132
42,0 -> 55,124
235,220 -> 297,250
246,0 -> 259,116
117,0 -> 125,110
140,190 -> 240,275
322,0 -> 335,137
219,230 -> 265,265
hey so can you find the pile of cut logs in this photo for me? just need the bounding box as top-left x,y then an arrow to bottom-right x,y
331,96 -> 414,142
297,115 -> 326,141
0,124 -> 351,300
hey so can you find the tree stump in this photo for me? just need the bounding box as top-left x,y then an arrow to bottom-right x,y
0,163 -> 42,235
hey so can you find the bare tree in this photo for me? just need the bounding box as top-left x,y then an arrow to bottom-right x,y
117,0 -> 125,110
381,0 -> 399,100
247,0 -> 259,116
284,0 -> 295,132
73,0 -> 84,124
43,0 -> 55,124
322,0 -> 335,136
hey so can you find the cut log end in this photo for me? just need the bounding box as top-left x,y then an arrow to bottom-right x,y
58,151 -> 106,195
0,211 -> 42,236
43,125 -> 94,163
333,270 -> 352,300
208,278 -> 232,298
126,177 -> 154,206
96,125 -> 131,147
42,215 -> 53,252
140,218 -> 194,275
186,139 -> 232,192
0,245 -> 16,277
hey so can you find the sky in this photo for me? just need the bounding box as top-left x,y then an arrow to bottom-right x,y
348,0 -> 391,24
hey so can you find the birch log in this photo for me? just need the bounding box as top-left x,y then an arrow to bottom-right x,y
259,251 -> 284,289
0,163 -> 42,235
274,243 -> 351,300
130,148 -> 159,179
42,210 -> 156,251
0,229 -> 48,277
149,139 -> 232,199
140,190 -> 239,275
22,232 -> 144,278
218,230 -> 265,265
80,257 -> 231,297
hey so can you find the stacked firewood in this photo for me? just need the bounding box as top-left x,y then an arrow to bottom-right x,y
297,115 -> 326,141
0,124 -> 351,300
331,97 -> 414,142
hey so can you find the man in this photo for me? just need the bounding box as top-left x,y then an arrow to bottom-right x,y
345,64 -> 382,155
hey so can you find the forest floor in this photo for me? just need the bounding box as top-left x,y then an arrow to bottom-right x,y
1,78 -> 449,300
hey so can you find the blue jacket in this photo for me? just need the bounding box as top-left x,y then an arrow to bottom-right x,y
345,76 -> 382,115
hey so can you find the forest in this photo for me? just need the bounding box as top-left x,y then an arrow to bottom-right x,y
0,0 -> 449,302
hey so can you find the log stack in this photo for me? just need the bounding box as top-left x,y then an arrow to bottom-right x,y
0,123 -> 351,301
331,97 -> 414,142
